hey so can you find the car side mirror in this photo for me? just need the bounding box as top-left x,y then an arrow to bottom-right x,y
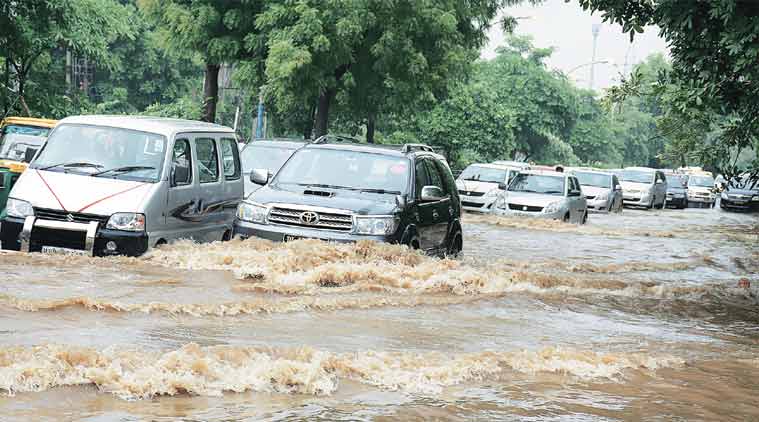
250,168 -> 270,185
569,190 -> 581,197
420,185 -> 445,202
615,184 -> 622,191
498,182 -> 509,190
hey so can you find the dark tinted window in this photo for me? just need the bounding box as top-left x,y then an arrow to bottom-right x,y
424,160 -> 445,192
415,160 -> 431,198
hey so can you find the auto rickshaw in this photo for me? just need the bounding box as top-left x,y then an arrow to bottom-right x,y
0,117 -> 58,214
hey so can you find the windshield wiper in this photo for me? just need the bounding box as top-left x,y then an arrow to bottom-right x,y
92,165 -> 155,177
543,190 -> 564,194
359,188 -> 402,195
39,162 -> 103,171
296,183 -> 358,190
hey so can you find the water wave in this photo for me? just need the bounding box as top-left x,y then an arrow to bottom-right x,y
0,343 -> 683,399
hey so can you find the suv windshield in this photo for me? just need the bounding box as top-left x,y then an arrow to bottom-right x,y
32,124 -> 167,182
574,171 -> 611,188
508,174 -> 565,196
459,165 -> 507,183
275,148 -> 410,193
621,170 -> 655,184
689,175 -> 714,187
241,143 -> 299,174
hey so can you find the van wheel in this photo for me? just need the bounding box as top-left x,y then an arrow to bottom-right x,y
446,231 -> 463,258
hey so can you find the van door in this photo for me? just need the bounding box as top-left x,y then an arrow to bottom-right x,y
413,158 -> 436,250
192,134 -> 225,242
219,136 -> 243,233
166,136 -> 199,239
424,158 -> 451,248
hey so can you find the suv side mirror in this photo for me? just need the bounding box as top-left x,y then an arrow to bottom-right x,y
250,168 -> 270,185
498,182 -> 509,190
420,185 -> 445,202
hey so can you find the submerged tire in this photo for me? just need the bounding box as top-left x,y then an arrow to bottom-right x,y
446,231 -> 463,258
581,211 -> 588,225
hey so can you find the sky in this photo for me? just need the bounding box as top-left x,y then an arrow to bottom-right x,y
481,0 -> 669,91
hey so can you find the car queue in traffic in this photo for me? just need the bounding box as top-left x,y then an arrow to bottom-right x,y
0,114 -> 757,259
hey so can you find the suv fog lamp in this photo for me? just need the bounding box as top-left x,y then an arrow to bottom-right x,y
237,202 -> 268,223
354,216 -> 398,235
5,198 -> 34,218
106,241 -> 117,251
106,213 -> 146,232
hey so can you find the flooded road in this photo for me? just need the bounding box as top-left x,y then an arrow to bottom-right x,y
1,208 -> 758,421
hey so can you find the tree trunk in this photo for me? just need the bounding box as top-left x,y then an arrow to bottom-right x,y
202,63 -> 221,123
17,73 -> 30,117
303,106 -> 316,139
314,88 -> 335,138
366,113 -> 376,143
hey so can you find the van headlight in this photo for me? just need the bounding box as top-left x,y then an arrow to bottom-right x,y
353,216 -> 398,235
543,201 -> 564,214
6,198 -> 34,218
106,213 -> 146,231
237,202 -> 268,224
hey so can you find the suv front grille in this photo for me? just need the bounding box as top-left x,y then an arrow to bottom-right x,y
33,208 -> 110,226
268,206 -> 353,231
508,203 -> 544,212
458,190 -> 485,197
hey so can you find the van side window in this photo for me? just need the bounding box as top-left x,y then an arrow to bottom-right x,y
220,137 -> 241,180
172,139 -> 192,186
196,137 -> 219,183
414,159 -> 431,199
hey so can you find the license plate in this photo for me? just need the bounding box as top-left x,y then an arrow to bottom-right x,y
283,234 -> 337,243
41,246 -> 87,256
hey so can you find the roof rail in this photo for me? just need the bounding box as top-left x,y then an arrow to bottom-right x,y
312,134 -> 363,144
401,143 -> 434,153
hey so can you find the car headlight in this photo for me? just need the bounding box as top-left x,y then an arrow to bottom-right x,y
543,201 -> 564,214
752,195 -> 759,202
5,198 -> 34,218
494,195 -> 507,209
106,213 -> 146,231
721,192 -> 729,199
595,192 -> 609,201
484,189 -> 499,197
237,202 -> 268,224
641,189 -> 652,198
353,216 -> 399,235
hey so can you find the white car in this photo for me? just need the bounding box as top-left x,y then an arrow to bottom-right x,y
492,170 -> 588,223
620,167 -> 667,209
686,174 -> 716,207
456,163 -> 522,213
571,170 -> 623,213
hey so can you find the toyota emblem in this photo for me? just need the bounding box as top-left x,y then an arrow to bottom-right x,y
66,213 -> 75,222
299,211 -> 320,225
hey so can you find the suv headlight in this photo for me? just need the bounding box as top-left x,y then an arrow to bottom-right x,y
6,198 -> 34,218
106,213 -> 146,231
353,216 -> 399,235
237,202 -> 268,224
543,201 -> 564,214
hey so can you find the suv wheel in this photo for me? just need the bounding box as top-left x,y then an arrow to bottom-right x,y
446,230 -> 463,257
406,235 -> 420,250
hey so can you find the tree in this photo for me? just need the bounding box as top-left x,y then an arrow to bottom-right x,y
139,0 -> 265,123
257,0 -> 510,139
0,0 -> 131,116
578,0 -> 759,177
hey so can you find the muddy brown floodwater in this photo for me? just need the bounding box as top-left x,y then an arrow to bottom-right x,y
0,207 -> 758,421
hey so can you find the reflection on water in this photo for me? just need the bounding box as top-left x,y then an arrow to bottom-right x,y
0,207 -> 757,420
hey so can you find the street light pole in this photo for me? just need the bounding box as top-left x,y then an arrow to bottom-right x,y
590,24 -> 601,90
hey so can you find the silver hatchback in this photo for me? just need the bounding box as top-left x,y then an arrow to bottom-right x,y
492,171 -> 588,223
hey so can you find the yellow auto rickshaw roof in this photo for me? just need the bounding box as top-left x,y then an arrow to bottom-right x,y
1,117 -> 58,129
0,159 -> 29,174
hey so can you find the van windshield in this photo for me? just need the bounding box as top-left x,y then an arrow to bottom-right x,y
621,170 -> 655,184
32,124 -> 167,182
241,144 -> 298,174
275,148 -> 410,194
458,165 -> 508,183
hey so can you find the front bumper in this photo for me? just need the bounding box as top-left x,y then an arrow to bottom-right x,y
233,219 -> 401,244
586,198 -> 611,213
492,207 -> 564,220
687,194 -> 715,204
459,195 -> 497,213
720,199 -> 759,212
666,194 -> 687,207
623,194 -> 652,207
0,216 -> 148,257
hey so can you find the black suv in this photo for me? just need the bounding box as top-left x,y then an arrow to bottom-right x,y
233,139 -> 462,256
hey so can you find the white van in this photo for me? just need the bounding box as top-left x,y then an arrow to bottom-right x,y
0,116 -> 243,256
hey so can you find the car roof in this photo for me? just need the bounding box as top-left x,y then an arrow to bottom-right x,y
520,170 -> 568,177
624,166 -> 658,172
466,163 -> 517,170
57,115 -> 235,138
570,169 -> 613,176
304,141 -> 415,158
242,139 -> 306,150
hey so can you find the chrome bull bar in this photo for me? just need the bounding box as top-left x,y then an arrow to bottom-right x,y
20,216 -> 99,257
